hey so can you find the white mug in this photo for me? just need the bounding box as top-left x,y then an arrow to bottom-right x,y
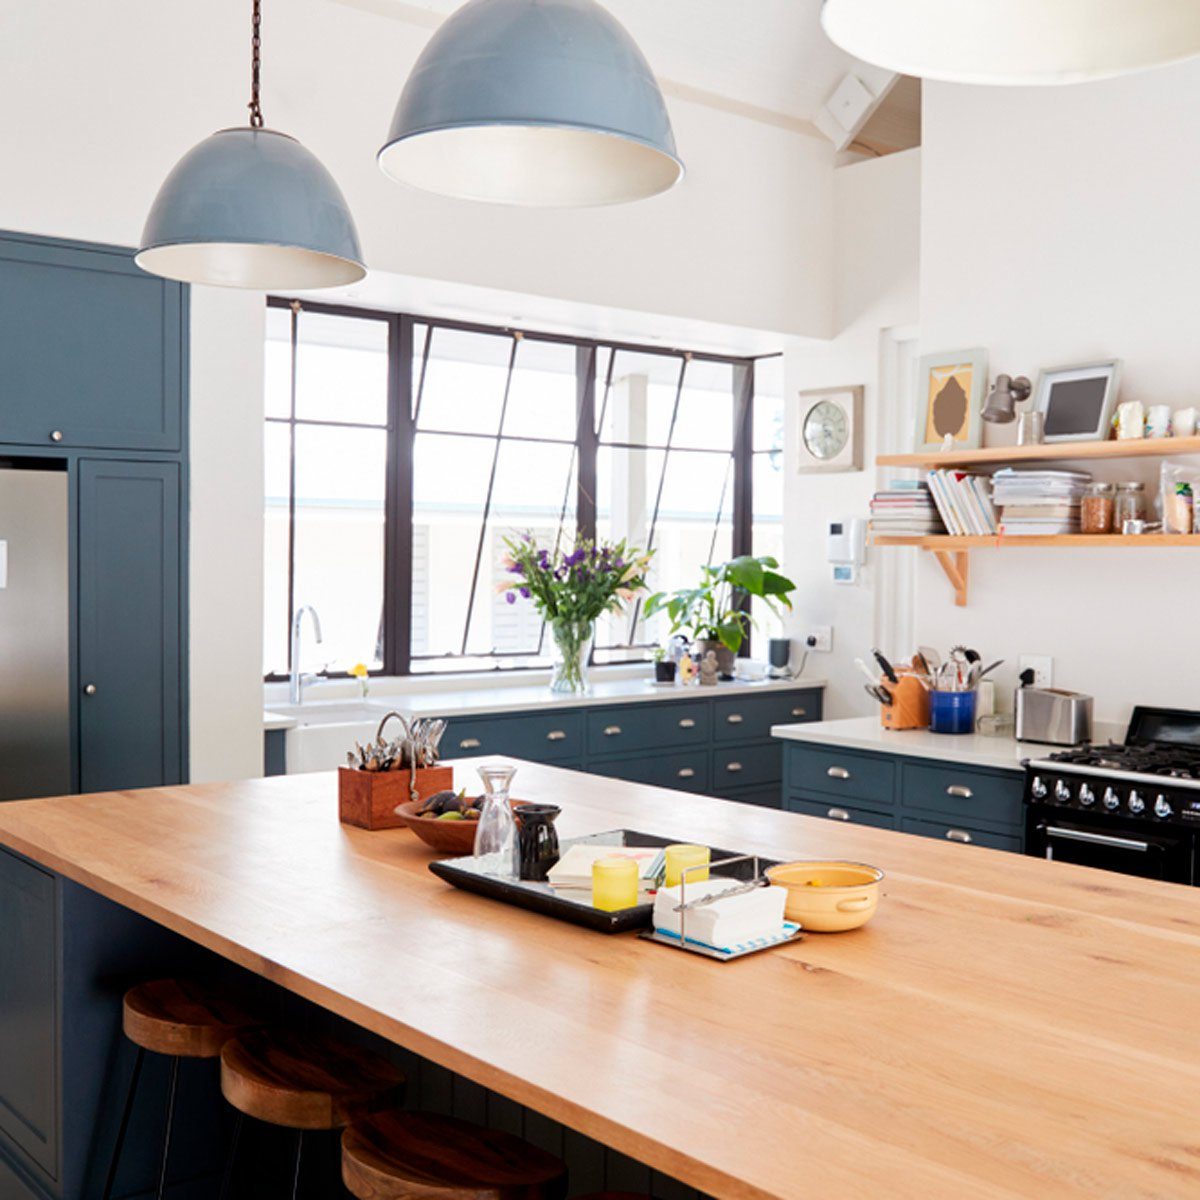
1116,400 -> 1145,440
1173,407 -> 1198,437
1147,404 -> 1172,439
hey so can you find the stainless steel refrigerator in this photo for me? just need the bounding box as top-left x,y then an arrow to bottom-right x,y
0,466 -> 70,800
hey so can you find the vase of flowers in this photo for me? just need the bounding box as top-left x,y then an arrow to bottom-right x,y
499,535 -> 653,696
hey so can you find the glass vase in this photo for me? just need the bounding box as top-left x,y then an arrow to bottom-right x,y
473,764 -> 518,879
548,617 -> 594,695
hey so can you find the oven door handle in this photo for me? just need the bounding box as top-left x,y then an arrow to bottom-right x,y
1040,824 -> 1152,853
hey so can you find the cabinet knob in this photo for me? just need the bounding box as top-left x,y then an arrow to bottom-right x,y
827,807 -> 851,821
946,785 -> 973,799
791,707 -> 807,718
83,683 -> 97,696
459,737 -> 481,750
726,761 -> 744,773
677,767 -> 696,779
546,730 -> 566,742
678,718 -> 696,729
603,725 -> 622,737
826,766 -> 851,780
946,829 -> 973,844
726,713 -> 744,725
50,430 -> 64,443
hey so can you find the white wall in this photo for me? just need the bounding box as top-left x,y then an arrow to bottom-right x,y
783,150 -> 921,717
918,63 -> 1200,722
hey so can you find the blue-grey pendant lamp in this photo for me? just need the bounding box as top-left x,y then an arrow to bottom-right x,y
378,0 -> 683,207
137,0 -> 365,289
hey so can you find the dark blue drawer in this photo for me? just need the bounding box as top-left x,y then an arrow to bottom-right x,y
784,744 -> 896,807
785,794 -> 897,829
447,711 -> 584,763
714,744 -> 781,789
901,816 -> 1021,853
591,749 -> 710,793
586,702 -> 709,756
719,784 -> 782,809
713,688 -> 821,744
900,761 -> 1023,827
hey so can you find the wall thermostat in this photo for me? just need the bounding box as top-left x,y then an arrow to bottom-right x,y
827,518 -> 866,585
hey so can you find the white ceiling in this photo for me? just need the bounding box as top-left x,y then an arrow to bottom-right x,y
378,0 -> 863,123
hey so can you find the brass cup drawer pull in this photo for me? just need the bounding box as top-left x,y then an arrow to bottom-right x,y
726,713 -> 744,725
827,807 -> 851,821
459,737 -> 482,750
678,717 -> 696,729
603,725 -> 622,737
726,762 -> 743,773
791,707 -> 807,718
826,766 -> 851,780
946,829 -> 973,844
546,730 -> 567,742
946,785 -> 973,799
677,767 -> 696,779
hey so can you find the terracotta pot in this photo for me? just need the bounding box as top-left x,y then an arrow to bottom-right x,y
692,638 -> 736,678
338,765 -> 455,831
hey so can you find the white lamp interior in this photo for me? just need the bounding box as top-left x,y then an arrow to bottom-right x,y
134,242 -> 367,290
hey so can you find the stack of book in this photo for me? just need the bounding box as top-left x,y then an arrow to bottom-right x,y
992,469 -> 1091,535
869,480 -> 945,536
924,469 -> 998,536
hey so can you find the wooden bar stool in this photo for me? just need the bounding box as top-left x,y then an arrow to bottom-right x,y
341,1109 -> 569,1200
221,1027 -> 406,1198
102,978 -> 260,1200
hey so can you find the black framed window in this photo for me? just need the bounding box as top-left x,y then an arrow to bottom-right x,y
264,298 -> 776,680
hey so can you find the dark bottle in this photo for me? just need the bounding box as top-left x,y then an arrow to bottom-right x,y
516,804 -> 562,882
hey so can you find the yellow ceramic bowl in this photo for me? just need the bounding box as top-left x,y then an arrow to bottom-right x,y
765,861 -> 884,932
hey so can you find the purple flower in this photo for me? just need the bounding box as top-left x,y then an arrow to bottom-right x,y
508,562 -> 524,575
519,587 -> 530,598
505,591 -> 517,605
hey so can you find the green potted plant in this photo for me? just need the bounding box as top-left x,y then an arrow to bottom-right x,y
652,646 -> 677,684
645,555 -> 796,678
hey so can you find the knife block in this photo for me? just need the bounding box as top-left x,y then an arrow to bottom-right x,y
879,674 -> 930,731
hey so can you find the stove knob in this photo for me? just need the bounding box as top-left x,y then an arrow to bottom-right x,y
1103,787 -> 1120,811
1127,789 -> 1145,815
1078,783 -> 1095,806
1155,795 -> 1174,820
1054,779 -> 1071,803
1031,776 -> 1048,800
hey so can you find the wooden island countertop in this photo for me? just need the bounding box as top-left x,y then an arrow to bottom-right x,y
1,762 -> 1199,1200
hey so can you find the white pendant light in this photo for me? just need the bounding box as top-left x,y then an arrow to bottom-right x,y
137,0 -> 365,289
378,0 -> 683,207
821,0 -> 1200,86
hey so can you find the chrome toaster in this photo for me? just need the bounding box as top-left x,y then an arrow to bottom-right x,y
1015,686 -> 1094,746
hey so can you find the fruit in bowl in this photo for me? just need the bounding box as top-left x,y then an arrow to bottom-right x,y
395,792 -> 528,855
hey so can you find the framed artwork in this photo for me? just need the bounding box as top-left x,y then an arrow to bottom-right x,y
914,349 -> 987,452
1033,360 -> 1122,443
795,385 -> 863,473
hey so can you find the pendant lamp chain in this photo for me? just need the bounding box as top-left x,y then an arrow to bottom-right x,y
248,0 -> 264,129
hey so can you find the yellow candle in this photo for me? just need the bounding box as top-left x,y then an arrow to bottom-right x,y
664,844 -> 710,889
592,855 -> 640,912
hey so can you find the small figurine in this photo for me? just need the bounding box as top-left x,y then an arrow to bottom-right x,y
698,650 -> 720,687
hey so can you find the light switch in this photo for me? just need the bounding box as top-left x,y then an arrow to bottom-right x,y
0,540 -> 7,589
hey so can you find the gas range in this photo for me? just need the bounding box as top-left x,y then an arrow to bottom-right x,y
1024,707 -> 1200,884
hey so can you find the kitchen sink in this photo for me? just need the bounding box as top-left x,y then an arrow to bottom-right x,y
269,700 -> 396,727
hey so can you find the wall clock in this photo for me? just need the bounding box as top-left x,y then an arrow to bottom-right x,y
796,385 -> 864,472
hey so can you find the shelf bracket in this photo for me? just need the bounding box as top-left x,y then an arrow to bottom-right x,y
932,549 -> 970,607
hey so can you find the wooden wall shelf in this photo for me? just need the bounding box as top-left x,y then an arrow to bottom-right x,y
877,434 -> 1200,471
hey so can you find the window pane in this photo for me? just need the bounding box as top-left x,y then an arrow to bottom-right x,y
294,310 -> 388,426
417,327 -> 512,434
753,356 -> 785,453
291,425 -> 386,673
265,306 -> 292,419
671,359 -> 734,451
598,349 -> 685,446
504,338 -> 578,442
263,422 -> 291,675
752,450 -> 787,642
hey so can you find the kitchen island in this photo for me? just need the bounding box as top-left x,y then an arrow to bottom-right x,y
1,764 -> 1199,1199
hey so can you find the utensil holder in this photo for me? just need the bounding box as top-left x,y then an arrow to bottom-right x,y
929,689 -> 977,736
880,674 -> 930,731
338,765 -> 455,830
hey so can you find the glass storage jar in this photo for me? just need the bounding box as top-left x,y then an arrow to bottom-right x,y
1080,482 -> 1115,534
1114,481 -> 1147,532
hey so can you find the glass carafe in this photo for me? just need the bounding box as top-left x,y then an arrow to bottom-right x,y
473,764 -> 518,879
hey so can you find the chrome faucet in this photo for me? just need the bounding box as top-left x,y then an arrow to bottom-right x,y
289,605 -> 324,704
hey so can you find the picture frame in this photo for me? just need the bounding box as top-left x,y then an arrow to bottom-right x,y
1032,360 -> 1123,443
795,385 -> 864,473
914,349 -> 987,453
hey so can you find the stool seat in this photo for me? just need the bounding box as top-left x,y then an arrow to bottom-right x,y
342,1109 -> 569,1200
122,978 -> 260,1059
221,1028 -> 406,1131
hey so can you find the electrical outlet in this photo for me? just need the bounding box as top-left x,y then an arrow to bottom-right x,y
805,626 -> 833,653
1019,655 -> 1053,687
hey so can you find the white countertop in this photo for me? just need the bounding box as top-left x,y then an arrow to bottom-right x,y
771,716 -> 1124,773
265,674 -> 827,729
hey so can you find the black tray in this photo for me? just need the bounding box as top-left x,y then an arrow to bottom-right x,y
428,829 -> 778,933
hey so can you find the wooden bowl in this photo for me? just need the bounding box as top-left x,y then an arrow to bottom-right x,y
393,798 -> 529,856
765,861 -> 884,932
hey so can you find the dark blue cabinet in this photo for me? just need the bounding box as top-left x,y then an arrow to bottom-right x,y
78,460 -> 184,792
0,236 -> 183,452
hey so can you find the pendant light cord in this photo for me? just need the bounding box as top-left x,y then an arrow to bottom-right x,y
248,0 -> 264,129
